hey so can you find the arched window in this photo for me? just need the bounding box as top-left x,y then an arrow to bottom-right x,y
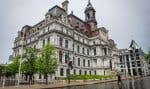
87,13 -> 90,19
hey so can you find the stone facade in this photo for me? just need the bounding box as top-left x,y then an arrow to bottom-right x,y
118,40 -> 149,77
12,0 -> 120,80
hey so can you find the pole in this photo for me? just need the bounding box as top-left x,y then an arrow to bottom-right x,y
2,63 -> 6,88
18,36 -> 24,86
67,52 -> 70,84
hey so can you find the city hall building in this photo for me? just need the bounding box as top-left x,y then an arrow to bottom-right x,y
12,0 -> 120,79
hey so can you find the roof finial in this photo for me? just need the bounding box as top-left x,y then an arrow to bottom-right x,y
71,11 -> 73,14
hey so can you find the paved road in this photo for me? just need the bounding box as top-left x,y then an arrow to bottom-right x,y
54,77 -> 150,89
1,77 -> 150,89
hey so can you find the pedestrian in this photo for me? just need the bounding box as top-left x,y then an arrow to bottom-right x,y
116,72 -> 122,85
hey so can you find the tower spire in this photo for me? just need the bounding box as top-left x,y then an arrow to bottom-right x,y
84,0 -> 97,31
88,0 -> 90,4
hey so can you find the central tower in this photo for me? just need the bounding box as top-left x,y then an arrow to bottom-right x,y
85,0 -> 97,31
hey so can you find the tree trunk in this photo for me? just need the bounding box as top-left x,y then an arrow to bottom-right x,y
50,75 -> 52,84
29,75 -> 32,86
32,75 -> 35,84
45,74 -> 48,85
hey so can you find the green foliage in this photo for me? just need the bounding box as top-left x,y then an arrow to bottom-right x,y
0,65 -> 3,76
36,44 -> 57,75
21,47 -> 38,75
0,65 -> 6,77
6,56 -> 20,76
36,44 -> 57,84
64,75 -> 115,80
145,51 -> 150,64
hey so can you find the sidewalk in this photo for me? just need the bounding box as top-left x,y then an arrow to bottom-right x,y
0,79 -> 118,89
0,76 -> 146,89
1,77 -> 136,89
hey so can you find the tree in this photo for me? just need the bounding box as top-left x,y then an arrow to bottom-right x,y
7,56 -> 20,77
145,51 -> 150,64
21,47 -> 38,85
0,65 -> 3,80
36,44 -> 57,84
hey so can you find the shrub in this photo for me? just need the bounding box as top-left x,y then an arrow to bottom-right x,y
64,75 -> 114,80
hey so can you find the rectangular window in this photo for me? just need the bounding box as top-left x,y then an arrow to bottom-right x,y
135,49 -> 139,53
43,39 -> 45,47
59,51 -> 62,63
87,49 -> 89,55
119,56 -> 122,63
130,50 -> 133,53
82,47 -> 85,54
104,48 -> 107,55
93,59 -> 97,65
78,58 -> 80,66
59,37 -> 63,47
60,68 -> 64,76
77,45 -> 80,53
65,40 -> 68,48
73,57 -> 75,65
94,48 -> 96,55
65,54 -> 68,63
88,60 -> 90,67
137,61 -> 141,66
83,59 -> 85,67
126,55 -> 129,61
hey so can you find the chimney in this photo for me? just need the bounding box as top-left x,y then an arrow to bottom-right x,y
62,0 -> 69,14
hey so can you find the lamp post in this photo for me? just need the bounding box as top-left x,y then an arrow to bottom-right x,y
18,36 -> 24,86
66,52 -> 73,84
102,56 -> 106,75
2,63 -> 7,88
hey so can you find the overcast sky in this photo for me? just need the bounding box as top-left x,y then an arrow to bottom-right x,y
0,0 -> 150,63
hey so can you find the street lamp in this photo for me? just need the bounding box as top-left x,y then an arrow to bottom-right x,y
18,35 -> 25,86
102,56 -> 106,75
66,53 -> 73,84
2,63 -> 7,88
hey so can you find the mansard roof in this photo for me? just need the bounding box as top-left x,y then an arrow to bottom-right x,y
68,14 -> 85,24
68,14 -> 91,36
48,5 -> 65,12
21,25 -> 32,32
47,5 -> 66,17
